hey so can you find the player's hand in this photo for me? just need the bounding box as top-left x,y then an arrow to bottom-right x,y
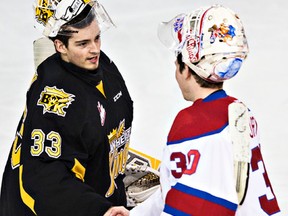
103,206 -> 129,216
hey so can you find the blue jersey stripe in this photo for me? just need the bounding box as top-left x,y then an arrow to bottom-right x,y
164,204 -> 191,216
173,183 -> 238,211
167,123 -> 228,145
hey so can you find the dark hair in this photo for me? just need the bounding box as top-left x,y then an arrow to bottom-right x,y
176,53 -> 223,89
49,5 -> 95,47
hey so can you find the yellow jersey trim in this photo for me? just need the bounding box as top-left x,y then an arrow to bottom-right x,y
96,80 -> 106,98
19,165 -> 37,215
71,158 -> 86,182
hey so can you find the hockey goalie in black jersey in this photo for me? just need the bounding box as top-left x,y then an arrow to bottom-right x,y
0,1 -> 132,216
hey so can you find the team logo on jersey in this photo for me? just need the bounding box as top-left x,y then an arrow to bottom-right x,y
106,119 -> 131,197
97,101 -> 106,126
37,86 -> 75,117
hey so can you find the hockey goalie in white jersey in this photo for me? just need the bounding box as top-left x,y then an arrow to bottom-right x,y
130,4 -> 281,216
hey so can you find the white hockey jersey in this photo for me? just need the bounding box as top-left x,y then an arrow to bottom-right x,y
130,90 -> 281,216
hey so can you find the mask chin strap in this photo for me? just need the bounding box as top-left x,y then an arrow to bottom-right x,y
185,60 -> 213,81
182,49 -> 213,81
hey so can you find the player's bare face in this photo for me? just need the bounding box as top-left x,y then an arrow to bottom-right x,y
63,19 -> 101,71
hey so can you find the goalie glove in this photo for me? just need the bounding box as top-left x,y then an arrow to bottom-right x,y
124,163 -> 160,208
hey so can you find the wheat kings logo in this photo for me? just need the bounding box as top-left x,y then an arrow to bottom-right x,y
37,86 -> 75,117
105,119 -> 131,197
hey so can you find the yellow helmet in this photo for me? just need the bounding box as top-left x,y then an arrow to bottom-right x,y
33,0 -> 115,37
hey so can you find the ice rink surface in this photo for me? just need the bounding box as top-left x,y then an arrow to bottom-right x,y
0,0 -> 287,214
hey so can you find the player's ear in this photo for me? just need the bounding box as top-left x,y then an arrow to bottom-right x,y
54,39 -> 68,54
183,64 -> 192,80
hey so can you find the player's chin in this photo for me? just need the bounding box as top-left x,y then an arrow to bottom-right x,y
84,62 -> 99,71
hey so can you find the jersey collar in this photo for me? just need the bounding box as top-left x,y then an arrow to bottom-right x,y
202,89 -> 227,102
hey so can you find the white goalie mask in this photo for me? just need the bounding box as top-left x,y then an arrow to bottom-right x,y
158,4 -> 249,82
33,0 -> 115,37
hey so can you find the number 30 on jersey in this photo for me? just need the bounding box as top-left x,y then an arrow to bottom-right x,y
170,150 -> 201,178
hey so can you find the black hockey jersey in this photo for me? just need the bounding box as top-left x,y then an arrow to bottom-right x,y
0,51 -> 133,216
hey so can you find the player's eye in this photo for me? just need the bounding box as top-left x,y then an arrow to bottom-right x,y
76,41 -> 88,47
95,34 -> 101,41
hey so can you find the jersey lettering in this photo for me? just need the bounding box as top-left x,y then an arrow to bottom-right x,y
171,152 -> 186,178
251,146 -> 280,215
170,150 -> 201,178
106,120 -> 131,197
184,150 -> 200,175
250,116 -> 258,138
45,131 -> 62,158
31,129 -> 45,156
31,129 -> 62,158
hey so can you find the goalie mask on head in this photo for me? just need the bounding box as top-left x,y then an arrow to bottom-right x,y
158,4 -> 249,83
33,0 -> 115,37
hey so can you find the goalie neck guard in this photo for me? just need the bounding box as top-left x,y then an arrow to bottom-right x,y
33,0 -> 115,37
158,4 -> 249,83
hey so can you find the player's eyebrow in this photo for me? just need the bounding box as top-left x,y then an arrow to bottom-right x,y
74,32 -> 101,45
74,39 -> 88,44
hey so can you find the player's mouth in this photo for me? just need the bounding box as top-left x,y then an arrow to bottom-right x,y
87,56 -> 99,63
